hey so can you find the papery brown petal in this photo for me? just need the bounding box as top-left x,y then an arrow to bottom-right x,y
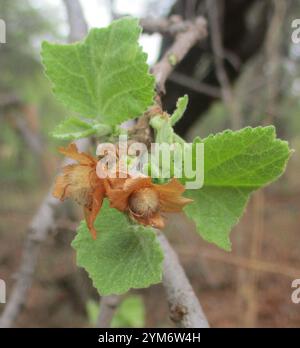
106,177 -> 152,211
106,188 -> 129,211
129,210 -> 165,230
53,171 -> 69,201
123,177 -> 152,192
53,164 -> 93,204
107,176 -> 128,190
148,212 -> 165,229
53,143 -> 105,238
154,178 -> 193,212
84,185 -> 105,239
59,143 -> 95,165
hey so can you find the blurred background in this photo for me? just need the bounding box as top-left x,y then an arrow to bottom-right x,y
0,0 -> 299,327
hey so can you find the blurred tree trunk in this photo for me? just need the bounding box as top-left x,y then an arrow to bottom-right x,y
160,0 -> 271,135
242,0 -> 288,327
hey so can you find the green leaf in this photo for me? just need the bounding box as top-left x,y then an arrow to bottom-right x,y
86,300 -> 101,326
170,94 -> 188,126
72,200 -> 164,295
150,95 -> 188,144
150,115 -> 174,144
184,126 -> 292,251
51,116 -> 112,140
41,17 -> 155,125
111,295 -> 145,328
86,295 -> 145,328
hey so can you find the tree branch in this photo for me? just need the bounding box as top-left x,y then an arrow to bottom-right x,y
62,0 -> 88,43
6,111 -> 44,158
112,14 -> 194,36
157,231 -> 209,328
97,295 -> 121,328
0,93 -> 22,108
152,16 -> 207,94
140,16 -> 190,36
169,71 -> 221,98
206,0 -> 241,130
0,0 -> 89,329
97,231 -> 211,329
0,139 -> 90,328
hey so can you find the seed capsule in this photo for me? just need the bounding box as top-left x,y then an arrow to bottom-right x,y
129,188 -> 159,217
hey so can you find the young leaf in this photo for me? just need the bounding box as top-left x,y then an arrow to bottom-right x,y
52,117 -> 112,140
170,94 -> 188,126
42,17 -> 155,125
72,200 -> 164,295
111,295 -> 145,328
87,295 -> 145,328
184,126 -> 292,251
150,95 -> 189,144
150,115 -> 174,144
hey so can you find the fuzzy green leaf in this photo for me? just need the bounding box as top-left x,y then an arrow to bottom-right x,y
185,126 -> 292,251
42,18 -> 155,125
51,117 -> 112,140
72,200 -> 164,295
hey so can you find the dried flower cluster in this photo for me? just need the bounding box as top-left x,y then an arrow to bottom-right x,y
53,143 -> 192,238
